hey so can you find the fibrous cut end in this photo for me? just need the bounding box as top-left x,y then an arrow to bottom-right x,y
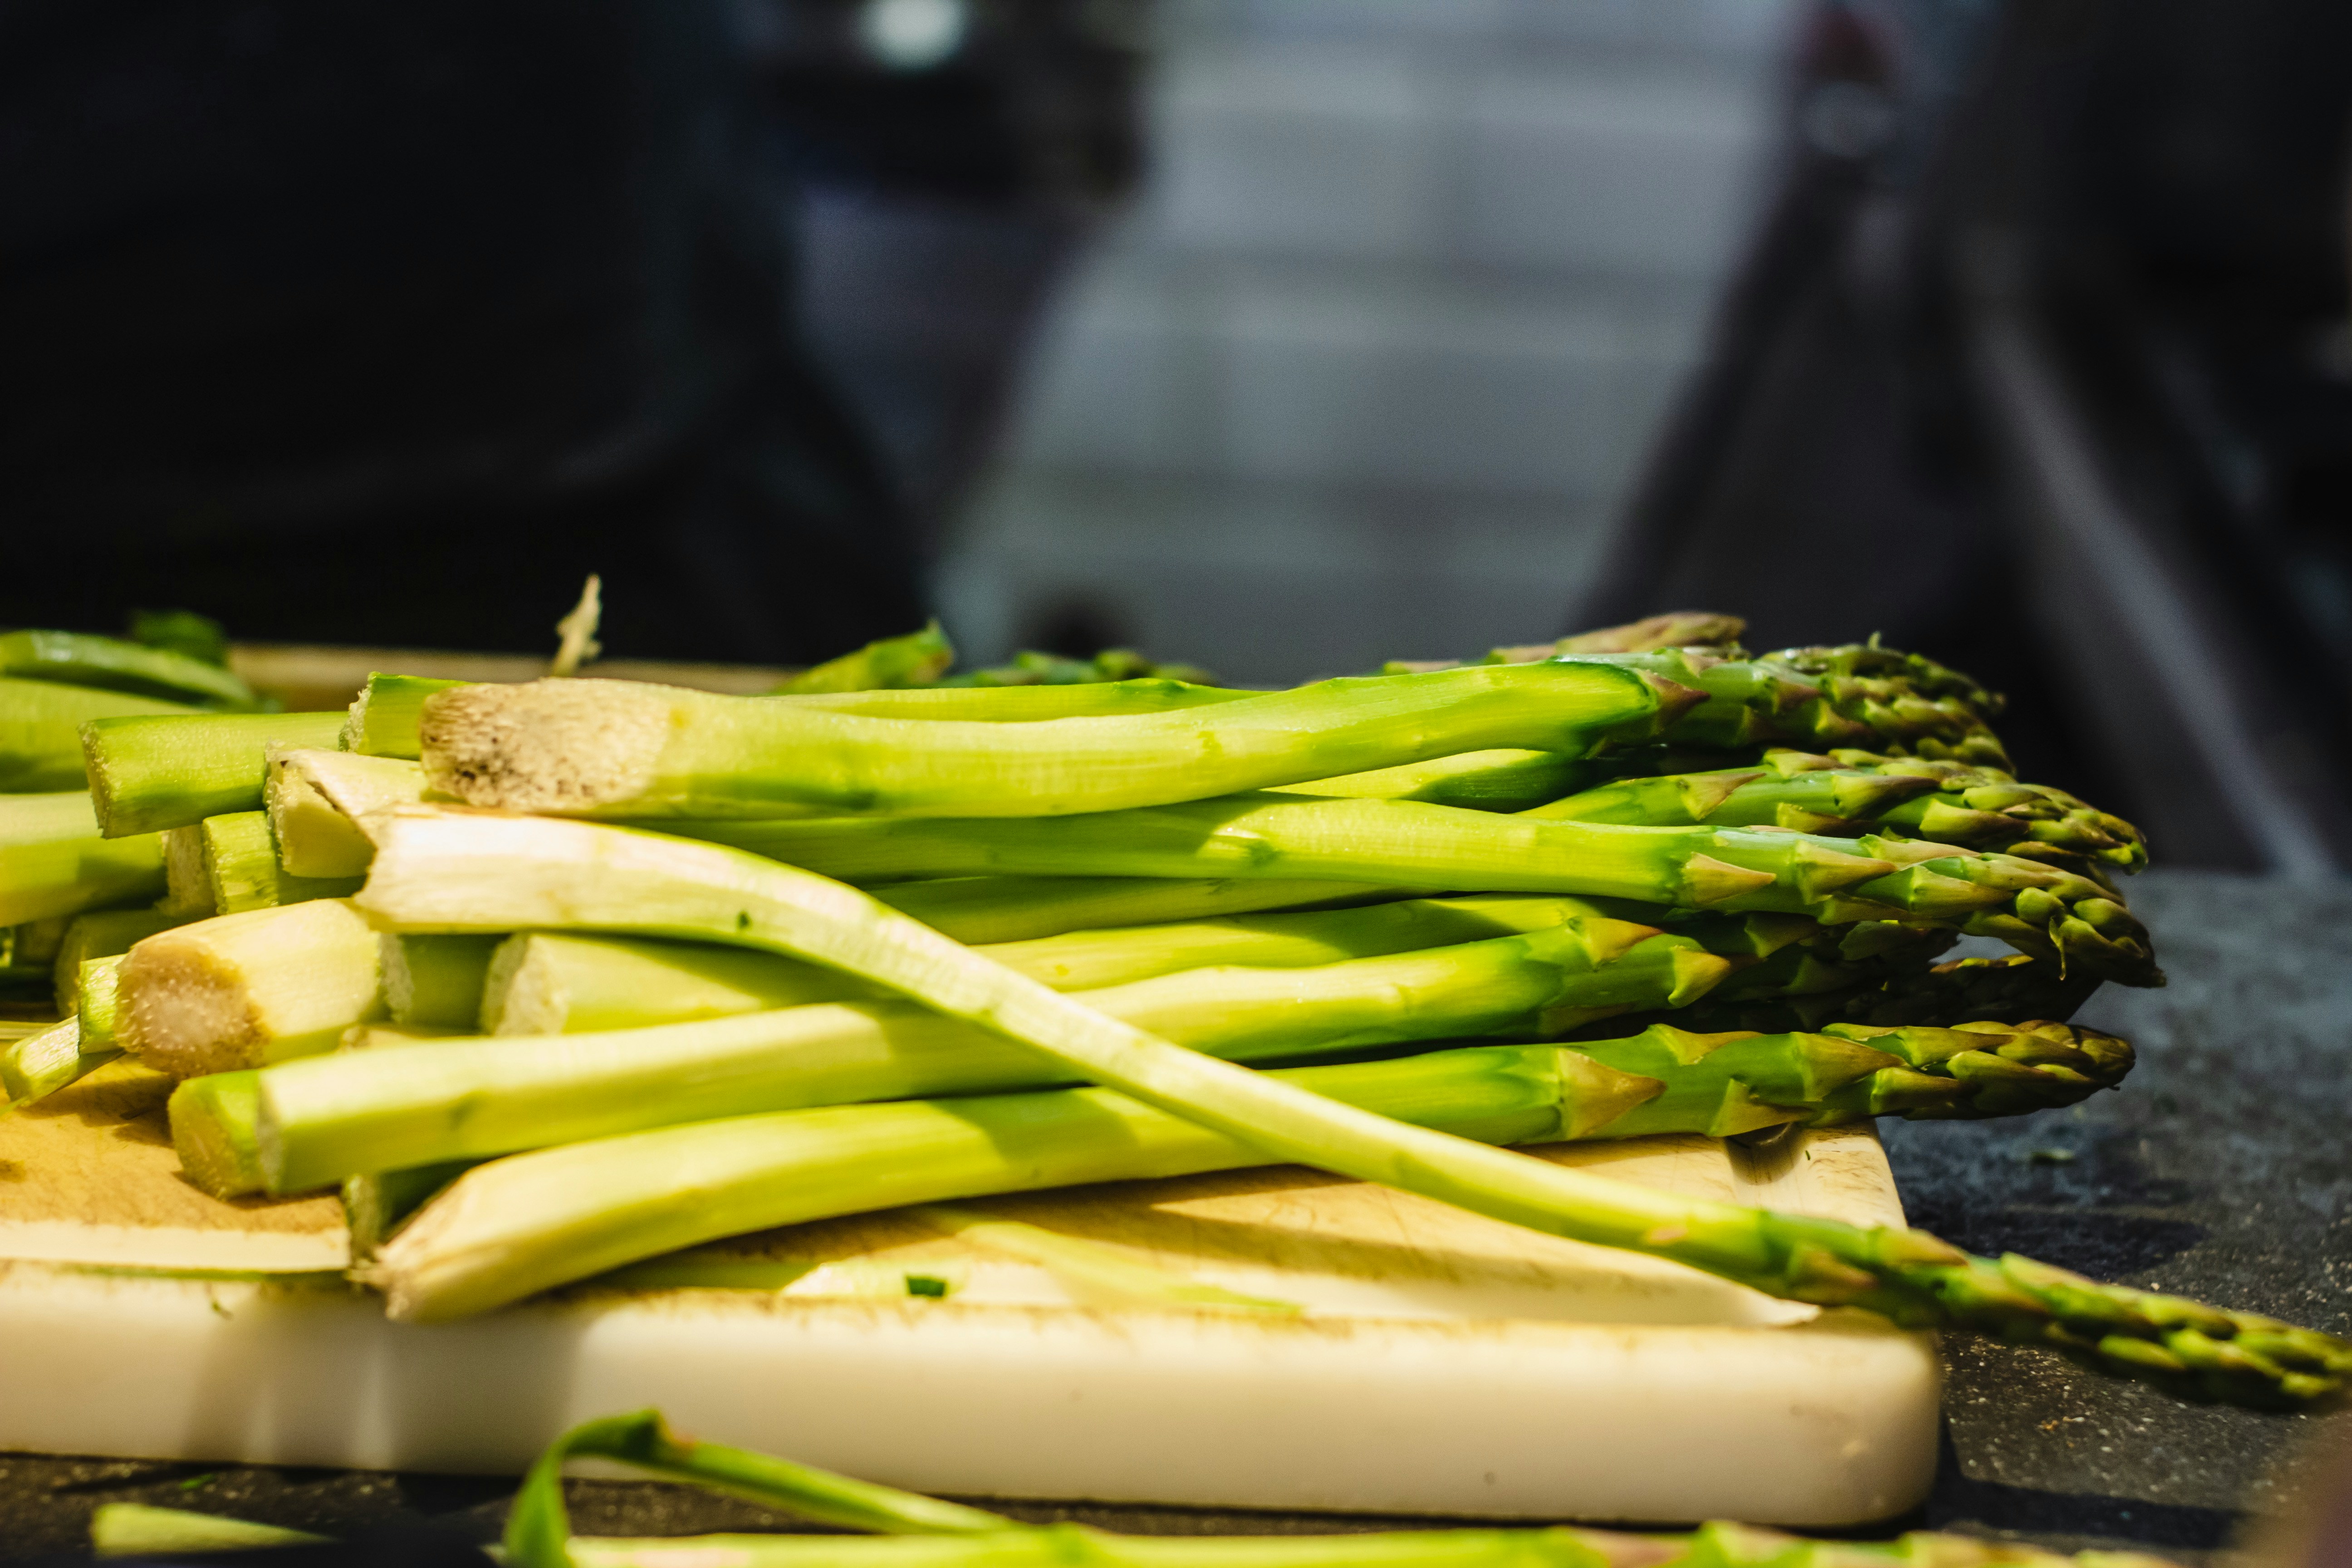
418,680 -> 671,813
119,939 -> 267,1078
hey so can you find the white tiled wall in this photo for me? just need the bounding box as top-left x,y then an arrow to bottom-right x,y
938,0 -> 1799,683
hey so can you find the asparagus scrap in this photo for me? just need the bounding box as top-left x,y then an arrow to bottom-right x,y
495,1409 -> 2184,1568
676,794 -> 2161,984
381,933 -> 500,1029
0,677 -> 196,792
349,810 -> 2339,1407
265,746 -> 430,876
199,809 -> 364,913
83,710 -> 345,837
117,898 -> 385,1075
416,659 -> 1682,819
0,792 -> 167,926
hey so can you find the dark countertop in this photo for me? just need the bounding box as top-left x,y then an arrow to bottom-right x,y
4,871 -> 2347,1562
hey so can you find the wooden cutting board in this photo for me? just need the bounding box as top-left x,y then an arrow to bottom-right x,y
0,1058 -> 1939,1526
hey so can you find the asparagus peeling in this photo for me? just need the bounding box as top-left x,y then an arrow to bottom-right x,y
352,809 -> 2334,1406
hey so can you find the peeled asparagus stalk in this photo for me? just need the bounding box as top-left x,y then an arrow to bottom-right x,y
117,899 -> 385,1076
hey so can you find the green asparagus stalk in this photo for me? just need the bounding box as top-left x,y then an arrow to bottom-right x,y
52,907 -> 193,1015
168,1070 -> 267,1198
256,919 -> 1726,1190
117,898 -> 385,1075
0,1016 -> 118,1106
874,875 -> 1383,945
504,1410 -> 2185,1568
1806,749 -> 2148,870
83,710 -> 346,836
793,680 -> 1253,721
78,956 -> 126,1046
342,673 -> 466,758
350,811 -> 2341,1411
1268,748 -> 1589,811
0,792 -> 167,926
1666,953 -> 2107,1035
0,628 -> 260,709
770,620 -> 956,693
0,676 -> 196,791
416,660 -> 1684,819
481,895 -> 1632,1034
676,793 -> 2161,984
382,933 -> 500,1029
201,809 -> 364,912
265,746 -> 430,876
344,1158 -> 478,1257
89,1503 -> 328,1557
482,932 -> 871,1034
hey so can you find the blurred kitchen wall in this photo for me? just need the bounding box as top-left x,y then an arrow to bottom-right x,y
926,0 -> 1803,683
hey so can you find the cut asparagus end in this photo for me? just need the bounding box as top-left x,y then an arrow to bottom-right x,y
382,933 -> 499,1029
0,1017 -> 112,1106
421,679 -> 673,813
168,1071 -> 268,1198
78,956 -> 126,1047
202,809 -> 364,913
0,791 -> 168,926
83,710 -> 347,838
118,899 -> 385,1076
157,823 -> 212,916
343,673 -> 469,759
266,746 -> 430,877
52,907 -> 193,1017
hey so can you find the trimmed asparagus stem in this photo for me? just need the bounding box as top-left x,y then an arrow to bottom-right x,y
770,620 -> 956,694
875,875 -> 1384,946
118,899 -> 386,1076
157,823 -> 212,916
202,810 -> 363,913
265,747 -> 431,877
483,933 -> 870,1035
416,660 -> 1680,819
89,1503 -> 328,1557
481,895 -> 1625,1035
257,920 -> 1723,1189
344,1159 -> 479,1259
0,628 -> 259,709
678,793 -> 2161,985
83,710 -> 346,837
0,676 -> 195,792
52,908 -> 192,1015
343,673 -> 466,758
355,811 -> 2330,1406
1268,749 -> 1588,811
79,957 -> 125,1046
382,934 -> 500,1029
0,792 -> 167,926
0,1017 -> 118,1106
168,1071 -> 267,1198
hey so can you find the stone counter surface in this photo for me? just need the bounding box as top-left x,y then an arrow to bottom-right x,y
3,871 -> 2346,1562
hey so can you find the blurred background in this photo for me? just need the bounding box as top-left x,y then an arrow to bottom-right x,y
5,0 -> 2349,869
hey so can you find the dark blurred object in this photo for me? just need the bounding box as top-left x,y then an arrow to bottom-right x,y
0,0 -> 923,665
1577,0 -> 2352,873
749,0 -> 1147,549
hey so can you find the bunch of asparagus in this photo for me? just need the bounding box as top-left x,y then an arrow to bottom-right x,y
9,609 -> 2346,1413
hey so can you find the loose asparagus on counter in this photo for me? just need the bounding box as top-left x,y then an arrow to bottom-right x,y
117,898 -> 386,1075
0,677 -> 197,792
0,628 -> 261,710
348,809 -> 2333,1409
416,660 -> 1684,819
673,794 -> 2160,984
0,792 -> 167,926
254,919 -> 1723,1190
83,710 -> 346,837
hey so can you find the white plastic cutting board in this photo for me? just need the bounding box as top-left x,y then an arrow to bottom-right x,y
0,1058 -> 1939,1525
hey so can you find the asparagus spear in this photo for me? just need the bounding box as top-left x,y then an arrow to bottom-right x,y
481,895 -> 1631,1034
875,875 -> 1384,946
255,921 -> 1726,1190
382,933 -> 499,1029
1382,612 -> 1750,672
83,710 -> 346,837
0,628 -> 260,709
415,660 -> 1684,819
117,899 -> 385,1075
343,673 -> 466,758
502,1410 -> 2186,1568
351,811 -> 2337,1407
201,809 -> 364,912
1666,953 -> 2107,1035
265,746 -> 430,876
0,676 -> 196,791
770,620 -> 956,694
674,794 -> 2161,984
169,1070 -> 267,1198
52,907 -> 194,1016
1268,748 -> 1588,811
0,792 -> 166,926
0,1016 -> 117,1106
